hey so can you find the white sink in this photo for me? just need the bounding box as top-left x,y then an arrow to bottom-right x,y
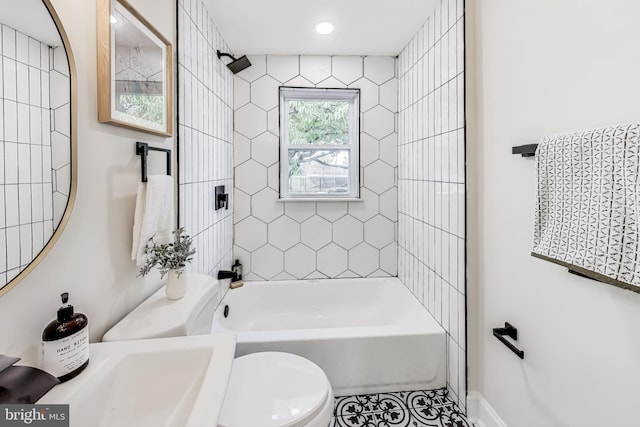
40,333 -> 236,427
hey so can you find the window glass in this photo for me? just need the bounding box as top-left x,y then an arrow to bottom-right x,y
280,87 -> 360,200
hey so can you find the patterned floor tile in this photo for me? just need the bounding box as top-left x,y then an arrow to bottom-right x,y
333,410 -> 412,427
404,389 -> 450,409
332,388 -> 471,427
408,404 -> 471,427
335,392 -> 408,416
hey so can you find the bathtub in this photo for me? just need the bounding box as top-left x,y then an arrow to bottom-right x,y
211,277 -> 446,396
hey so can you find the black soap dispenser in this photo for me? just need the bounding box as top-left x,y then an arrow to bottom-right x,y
232,259 -> 243,281
230,259 -> 243,289
41,293 -> 90,382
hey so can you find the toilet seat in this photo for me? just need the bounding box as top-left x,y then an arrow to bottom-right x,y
218,352 -> 333,427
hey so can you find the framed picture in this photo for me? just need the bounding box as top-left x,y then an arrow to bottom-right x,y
97,0 -> 172,136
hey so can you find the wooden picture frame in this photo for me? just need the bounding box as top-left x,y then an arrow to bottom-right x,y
97,0 -> 172,136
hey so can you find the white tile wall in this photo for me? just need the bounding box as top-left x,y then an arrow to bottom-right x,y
233,55 -> 398,280
0,24 -> 67,286
397,0 -> 466,410
177,0 -> 234,295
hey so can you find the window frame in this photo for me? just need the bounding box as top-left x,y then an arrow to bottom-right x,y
279,86 -> 360,200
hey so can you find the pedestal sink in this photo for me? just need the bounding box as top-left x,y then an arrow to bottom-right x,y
40,333 -> 236,427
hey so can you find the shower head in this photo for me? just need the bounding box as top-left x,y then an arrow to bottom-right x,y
216,50 -> 252,74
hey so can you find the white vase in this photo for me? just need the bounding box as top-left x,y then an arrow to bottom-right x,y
165,269 -> 187,300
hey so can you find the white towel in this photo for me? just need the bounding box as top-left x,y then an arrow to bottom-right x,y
532,123 -> 640,292
131,175 -> 175,266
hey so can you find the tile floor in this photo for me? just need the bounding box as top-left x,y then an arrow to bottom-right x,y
331,389 -> 471,427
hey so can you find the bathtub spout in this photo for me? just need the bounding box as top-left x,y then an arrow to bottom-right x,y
217,270 -> 238,281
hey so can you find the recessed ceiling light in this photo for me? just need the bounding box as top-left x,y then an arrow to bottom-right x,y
315,21 -> 335,35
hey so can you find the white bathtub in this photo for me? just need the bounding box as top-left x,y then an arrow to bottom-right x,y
211,277 -> 446,396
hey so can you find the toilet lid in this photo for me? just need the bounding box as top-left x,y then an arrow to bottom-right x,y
218,352 -> 330,427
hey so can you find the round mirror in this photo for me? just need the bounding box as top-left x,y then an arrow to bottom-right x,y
0,0 -> 76,296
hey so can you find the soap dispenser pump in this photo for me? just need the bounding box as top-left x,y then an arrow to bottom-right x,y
41,293 -> 90,382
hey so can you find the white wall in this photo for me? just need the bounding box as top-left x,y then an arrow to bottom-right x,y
397,0 -> 466,409
233,55 -> 398,280
177,0 -> 234,291
468,1 -> 640,426
0,0 -> 176,362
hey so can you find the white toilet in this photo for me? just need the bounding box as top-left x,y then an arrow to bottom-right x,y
103,274 -> 334,427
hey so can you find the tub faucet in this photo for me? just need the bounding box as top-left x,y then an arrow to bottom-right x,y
217,270 -> 238,281
218,260 -> 244,289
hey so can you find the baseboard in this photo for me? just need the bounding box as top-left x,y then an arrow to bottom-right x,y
466,392 -> 508,427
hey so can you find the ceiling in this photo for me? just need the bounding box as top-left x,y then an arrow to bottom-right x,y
203,0 -> 439,56
0,0 -> 61,46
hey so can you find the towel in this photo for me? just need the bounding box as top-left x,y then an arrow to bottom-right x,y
131,175 -> 175,266
532,123 -> 640,292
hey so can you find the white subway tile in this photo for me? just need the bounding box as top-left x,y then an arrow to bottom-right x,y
30,106 -> 41,145
18,183 -> 31,224
40,45 -> 49,71
17,103 -> 29,143
28,38 -> 40,68
0,229 -> 5,272
15,32 -> 28,64
3,26 -> 16,59
0,188 -> 4,227
448,336 -> 459,396
41,109 -> 50,145
6,226 -> 20,269
5,142 -> 18,184
19,224 -> 31,265
3,58 -> 17,101
31,183 -> 43,222
42,183 -> 52,221
16,62 -> 28,104
18,144 -> 31,184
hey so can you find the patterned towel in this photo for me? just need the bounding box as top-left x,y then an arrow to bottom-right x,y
532,123 -> 640,292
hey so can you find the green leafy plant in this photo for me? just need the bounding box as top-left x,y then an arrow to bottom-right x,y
138,227 -> 196,278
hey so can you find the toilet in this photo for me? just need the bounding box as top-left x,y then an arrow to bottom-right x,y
103,274 -> 334,427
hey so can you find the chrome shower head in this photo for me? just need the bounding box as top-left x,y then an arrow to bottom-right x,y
216,50 -> 252,74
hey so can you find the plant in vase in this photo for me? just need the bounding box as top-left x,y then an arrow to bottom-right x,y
139,227 -> 196,300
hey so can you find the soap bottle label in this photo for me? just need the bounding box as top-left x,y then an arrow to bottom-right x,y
42,328 -> 89,378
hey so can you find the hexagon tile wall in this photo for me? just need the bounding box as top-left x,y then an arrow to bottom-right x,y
234,55 -> 398,280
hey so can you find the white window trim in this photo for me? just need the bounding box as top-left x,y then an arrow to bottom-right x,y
279,87 -> 360,200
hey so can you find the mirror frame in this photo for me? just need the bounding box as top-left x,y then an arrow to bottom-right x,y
0,0 -> 78,297
96,0 -> 173,137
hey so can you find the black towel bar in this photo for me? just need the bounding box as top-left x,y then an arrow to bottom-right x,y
512,144 -> 538,158
135,142 -> 171,182
492,322 -> 525,359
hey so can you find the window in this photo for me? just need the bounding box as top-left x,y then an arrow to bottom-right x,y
279,87 -> 360,200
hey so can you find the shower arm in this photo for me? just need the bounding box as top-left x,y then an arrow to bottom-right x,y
217,50 -> 237,61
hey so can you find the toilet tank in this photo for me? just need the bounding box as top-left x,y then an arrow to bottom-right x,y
102,274 -> 221,342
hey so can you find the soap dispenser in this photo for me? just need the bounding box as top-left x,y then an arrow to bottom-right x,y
231,259 -> 243,289
41,293 -> 89,382
232,259 -> 243,281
